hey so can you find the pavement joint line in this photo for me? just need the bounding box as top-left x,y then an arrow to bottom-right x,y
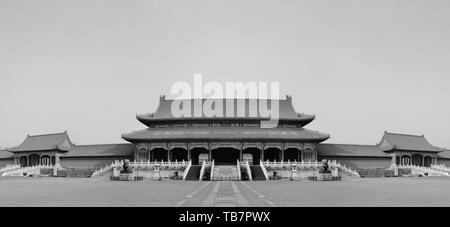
240,182 -> 277,207
231,181 -> 250,207
202,182 -> 221,207
174,181 -> 211,207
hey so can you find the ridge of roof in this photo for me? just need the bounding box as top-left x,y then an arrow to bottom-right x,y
384,131 -> 424,138
73,143 -> 134,147
27,131 -> 68,137
136,96 -> 316,126
159,95 -> 293,102
11,131 -> 73,153
381,131 -> 440,152
318,143 -> 378,147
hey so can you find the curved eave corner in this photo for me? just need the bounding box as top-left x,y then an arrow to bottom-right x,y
55,145 -> 71,153
316,132 -> 331,143
136,114 -> 155,127
299,114 -> 315,127
121,132 -> 135,143
381,147 -> 395,153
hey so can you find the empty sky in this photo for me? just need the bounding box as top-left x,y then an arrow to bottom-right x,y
1,0 -> 449,148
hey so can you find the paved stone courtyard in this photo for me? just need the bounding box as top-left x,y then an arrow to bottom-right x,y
1,177 -> 450,207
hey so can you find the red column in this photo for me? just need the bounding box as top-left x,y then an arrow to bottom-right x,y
209,148 -> 212,162
240,147 -> 243,162
261,148 -> 265,162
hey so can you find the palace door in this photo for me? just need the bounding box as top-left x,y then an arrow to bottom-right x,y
19,156 -> 28,167
424,156 -> 433,167
29,154 -> 40,166
411,154 -> 423,166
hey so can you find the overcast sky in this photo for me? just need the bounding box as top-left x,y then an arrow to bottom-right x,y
1,0 -> 449,148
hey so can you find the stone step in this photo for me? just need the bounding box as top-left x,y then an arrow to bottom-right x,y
212,165 -> 240,181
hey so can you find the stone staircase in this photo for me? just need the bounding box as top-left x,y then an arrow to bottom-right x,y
356,168 -> 395,178
250,166 -> 266,181
396,164 -> 449,177
185,165 -> 201,180
1,165 -> 56,177
431,164 -> 450,174
212,165 -> 240,181
66,168 -> 96,178
0,164 -> 21,175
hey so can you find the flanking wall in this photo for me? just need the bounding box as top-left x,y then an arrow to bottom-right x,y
438,158 -> 450,167
1,156 -> 134,170
60,156 -> 133,169
319,156 -> 392,169
0,158 -> 14,168
7,153 -> 450,171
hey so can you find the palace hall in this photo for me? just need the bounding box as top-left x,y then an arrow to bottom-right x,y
1,96 -> 449,179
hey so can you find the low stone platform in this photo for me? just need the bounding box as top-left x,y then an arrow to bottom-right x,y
308,174 -> 341,181
111,174 -> 144,181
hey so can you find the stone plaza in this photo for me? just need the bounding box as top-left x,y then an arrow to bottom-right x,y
1,177 -> 450,207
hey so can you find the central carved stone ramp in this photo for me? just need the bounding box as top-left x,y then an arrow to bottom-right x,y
215,182 -> 237,207
202,182 -> 250,207
212,165 -> 239,181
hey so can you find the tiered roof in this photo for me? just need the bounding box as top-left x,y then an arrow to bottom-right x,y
137,96 -> 316,126
319,131 -> 445,158
124,96 -> 329,143
9,132 -> 73,153
379,131 -> 442,153
6,131 -> 135,157
122,127 -> 329,142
